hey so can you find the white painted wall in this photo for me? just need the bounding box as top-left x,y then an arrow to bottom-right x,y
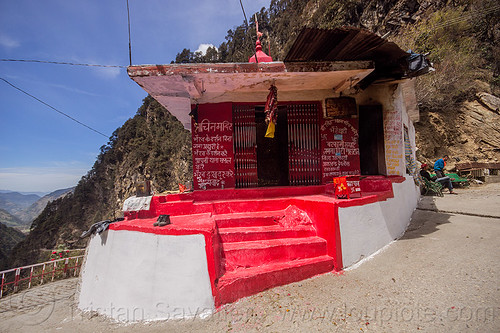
400,83 -> 418,164
338,176 -> 421,268
355,83 -> 407,176
78,230 -> 214,322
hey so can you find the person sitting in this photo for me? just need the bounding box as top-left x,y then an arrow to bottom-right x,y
433,155 -> 449,178
420,163 -> 457,194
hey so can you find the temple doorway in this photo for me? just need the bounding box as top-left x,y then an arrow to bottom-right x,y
233,103 -> 321,188
255,106 -> 289,187
358,105 -> 386,175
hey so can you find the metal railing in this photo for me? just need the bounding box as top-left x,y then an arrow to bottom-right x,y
0,255 -> 84,299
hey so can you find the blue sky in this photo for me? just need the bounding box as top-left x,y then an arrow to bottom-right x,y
0,0 -> 269,193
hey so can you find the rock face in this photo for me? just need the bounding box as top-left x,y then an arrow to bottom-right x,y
360,0 -> 422,33
415,93 -> 500,167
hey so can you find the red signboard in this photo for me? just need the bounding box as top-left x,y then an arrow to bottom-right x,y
345,175 -> 361,198
333,175 -> 361,199
192,103 -> 235,190
320,118 -> 361,184
333,176 -> 349,198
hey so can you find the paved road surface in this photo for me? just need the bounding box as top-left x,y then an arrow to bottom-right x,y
1,183 -> 499,332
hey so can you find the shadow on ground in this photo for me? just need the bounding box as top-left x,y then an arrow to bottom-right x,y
401,193 -> 452,240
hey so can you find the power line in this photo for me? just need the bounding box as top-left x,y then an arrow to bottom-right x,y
126,0 -> 133,66
427,3 -> 500,30
0,59 -> 126,68
238,0 -> 249,27
238,0 -> 258,63
0,77 -> 108,138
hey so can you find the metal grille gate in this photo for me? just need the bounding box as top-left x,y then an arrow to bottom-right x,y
233,103 -> 321,188
233,105 -> 258,188
287,103 -> 321,186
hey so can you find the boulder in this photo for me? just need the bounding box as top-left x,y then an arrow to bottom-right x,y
476,92 -> 500,113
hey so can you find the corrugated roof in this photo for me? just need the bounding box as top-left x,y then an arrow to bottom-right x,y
284,27 -> 409,82
285,27 -> 407,62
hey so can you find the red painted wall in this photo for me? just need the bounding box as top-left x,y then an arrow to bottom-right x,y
320,117 -> 361,184
191,102 -> 362,189
192,103 -> 235,190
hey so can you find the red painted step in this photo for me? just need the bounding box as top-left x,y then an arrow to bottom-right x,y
219,225 -> 316,243
214,211 -> 283,228
222,236 -> 327,271
216,255 -> 334,306
214,207 -> 334,306
212,199 -> 290,215
153,200 -> 213,217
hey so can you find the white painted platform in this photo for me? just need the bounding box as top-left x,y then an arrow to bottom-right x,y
78,230 -> 214,322
338,175 -> 420,267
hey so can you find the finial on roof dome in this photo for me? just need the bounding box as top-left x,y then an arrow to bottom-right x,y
248,15 -> 272,63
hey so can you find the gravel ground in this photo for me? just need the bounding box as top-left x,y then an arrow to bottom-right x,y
1,183 -> 499,332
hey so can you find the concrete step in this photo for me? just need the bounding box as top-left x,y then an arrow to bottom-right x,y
219,225 -> 316,243
222,236 -> 327,271
216,255 -> 334,306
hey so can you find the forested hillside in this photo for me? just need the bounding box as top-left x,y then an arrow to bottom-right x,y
7,0 -> 499,268
8,96 -> 192,268
0,222 -> 26,270
0,208 -> 23,228
18,188 -> 75,228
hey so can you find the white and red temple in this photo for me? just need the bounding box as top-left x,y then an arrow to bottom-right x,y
78,28 -> 424,322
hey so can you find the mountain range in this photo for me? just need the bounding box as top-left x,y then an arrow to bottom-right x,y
0,191 -> 40,224
0,188 -> 75,270
0,190 -> 48,196
0,188 -> 74,230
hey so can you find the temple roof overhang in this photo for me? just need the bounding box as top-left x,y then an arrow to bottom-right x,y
128,61 -> 374,129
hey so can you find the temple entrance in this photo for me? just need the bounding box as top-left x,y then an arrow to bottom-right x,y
359,105 -> 386,175
255,106 -> 289,187
233,103 -> 321,188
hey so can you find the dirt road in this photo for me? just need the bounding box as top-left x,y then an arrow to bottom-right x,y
1,183 -> 499,332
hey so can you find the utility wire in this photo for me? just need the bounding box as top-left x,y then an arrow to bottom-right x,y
426,3 -> 500,30
126,0 -> 132,66
0,77 -> 108,138
238,0 -> 258,63
0,59 -> 126,68
238,0 -> 249,27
